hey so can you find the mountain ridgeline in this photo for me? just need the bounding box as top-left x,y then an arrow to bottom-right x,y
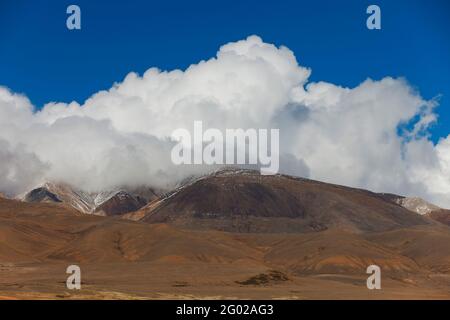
18,169 -> 449,232
132,169 -> 433,233
21,182 -> 158,216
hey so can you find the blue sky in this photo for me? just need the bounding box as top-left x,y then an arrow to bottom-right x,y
0,0 -> 449,141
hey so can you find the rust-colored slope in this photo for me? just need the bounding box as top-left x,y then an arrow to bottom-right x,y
3,197 -> 450,299
0,198 -> 260,265
427,209 -> 450,227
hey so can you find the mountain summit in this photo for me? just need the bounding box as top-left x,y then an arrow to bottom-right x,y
20,182 -> 158,216
131,168 -> 432,233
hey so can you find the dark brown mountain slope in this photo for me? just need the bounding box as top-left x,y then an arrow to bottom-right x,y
93,191 -> 147,216
134,169 -> 433,233
23,187 -> 62,203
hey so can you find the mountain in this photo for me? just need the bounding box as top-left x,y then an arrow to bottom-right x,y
20,182 -> 158,216
428,209 -> 450,226
131,168 -> 433,233
4,171 -> 450,298
394,196 -> 441,215
21,182 -> 95,212
381,194 -> 450,226
93,190 -> 148,216
23,187 -> 63,203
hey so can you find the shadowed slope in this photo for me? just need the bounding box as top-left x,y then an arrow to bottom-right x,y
135,169 -> 432,233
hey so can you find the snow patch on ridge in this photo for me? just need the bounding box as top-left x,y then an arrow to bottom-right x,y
396,197 -> 441,215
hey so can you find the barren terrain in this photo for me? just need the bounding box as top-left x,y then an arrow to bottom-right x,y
2,171 -> 450,299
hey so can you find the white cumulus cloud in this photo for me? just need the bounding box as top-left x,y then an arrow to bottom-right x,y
0,35 -> 449,207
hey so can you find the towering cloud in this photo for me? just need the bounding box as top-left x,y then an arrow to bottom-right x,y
0,35 -> 449,207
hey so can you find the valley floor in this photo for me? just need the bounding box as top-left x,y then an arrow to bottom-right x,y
2,261 -> 450,299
